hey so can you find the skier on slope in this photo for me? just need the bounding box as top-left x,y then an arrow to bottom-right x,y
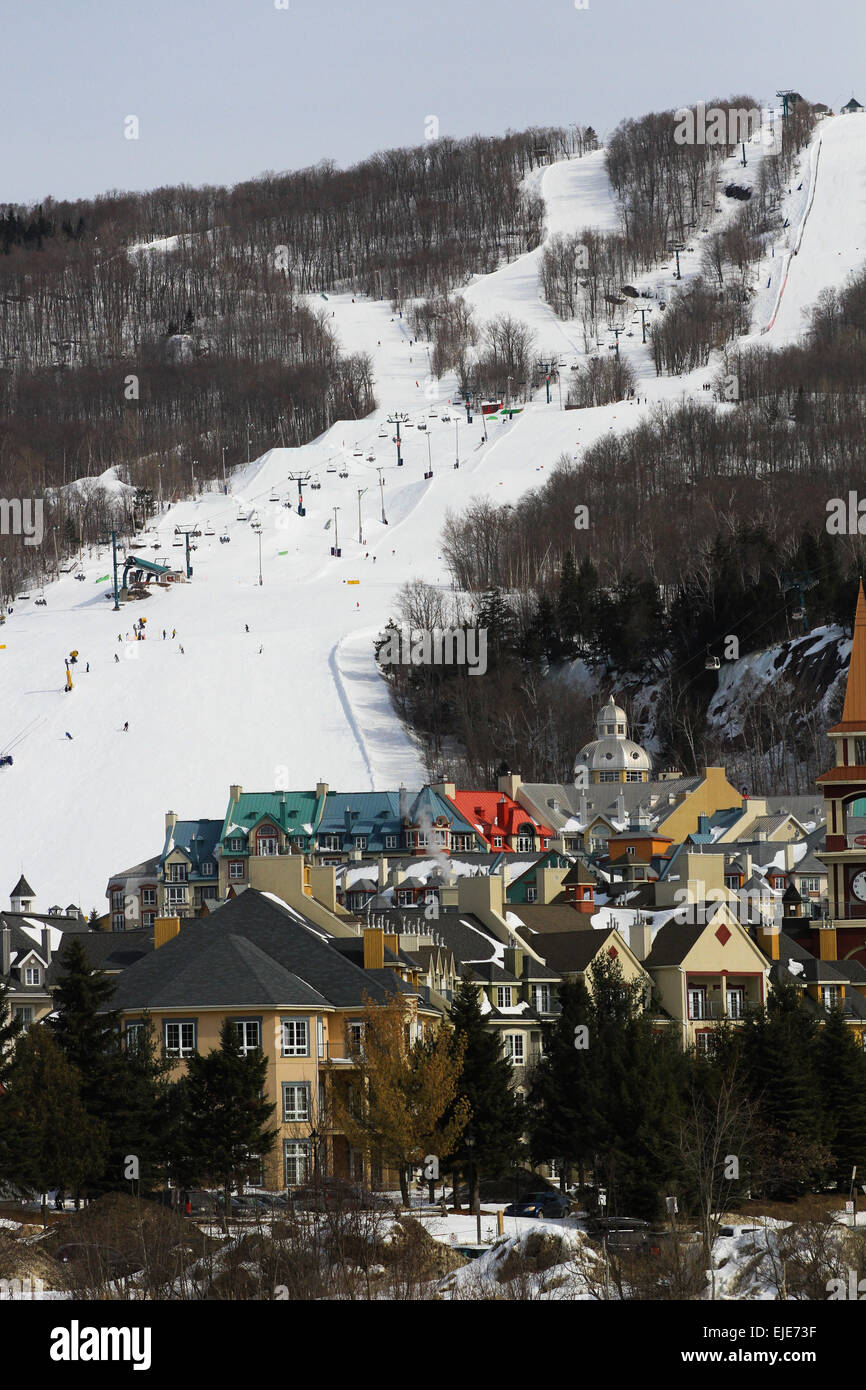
65,732 -> 73,740
123,721 -> 129,732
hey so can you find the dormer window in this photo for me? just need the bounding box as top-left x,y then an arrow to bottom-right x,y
226,837 -> 244,854
257,829 -> 279,856
24,966 -> 41,986
168,863 -> 188,883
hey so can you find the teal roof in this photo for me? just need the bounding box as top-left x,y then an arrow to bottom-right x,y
220,790 -> 323,848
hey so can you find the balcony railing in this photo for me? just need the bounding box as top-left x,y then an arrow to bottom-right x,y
687,998 -> 750,1021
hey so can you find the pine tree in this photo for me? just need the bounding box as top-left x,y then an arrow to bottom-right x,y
443,980 -> 523,1210
51,941 -> 169,1194
181,1019 -> 277,1221
1,1027 -> 107,1223
527,977 -> 598,1189
0,979 -> 23,1087
815,1006 -> 866,1189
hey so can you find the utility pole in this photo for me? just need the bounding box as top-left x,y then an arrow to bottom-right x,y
287,472 -> 310,517
221,445 -> 227,494
454,418 -> 459,470
111,531 -> 120,610
387,412 -> 408,467
357,488 -> 367,544
377,467 -> 388,525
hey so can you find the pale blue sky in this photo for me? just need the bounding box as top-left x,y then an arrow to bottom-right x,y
4,0 -> 864,204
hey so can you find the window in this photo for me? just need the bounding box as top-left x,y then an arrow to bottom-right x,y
397,890 -> 414,906
143,913 -> 155,930
200,862 -> 215,877
202,885 -> 217,900
112,913 -> 126,932
526,886 -> 537,902
166,885 -> 187,907
281,1018 -> 309,1056
257,831 -> 278,856
416,832 -> 428,848
284,1140 -> 311,1186
125,1022 -> 144,1049
233,1020 -> 261,1055
824,985 -> 841,1012
433,829 -> 447,846
515,835 -> 533,851
228,861 -> 245,881
348,1020 -> 365,1055
599,771 -> 618,783
423,889 -> 437,906
282,1083 -> 311,1123
533,985 -> 551,1012
726,988 -> 745,1020
317,1017 -> 325,1059
14,1006 -> 33,1028
168,863 -> 188,883
626,771 -> 643,782
496,986 -> 513,1008
111,889 -> 124,910
626,845 -> 635,857
505,1033 -> 525,1065
695,1032 -> 717,1057
688,988 -> 706,1021
141,888 -> 157,907
385,835 -> 398,850
354,836 -> 367,850
493,836 -> 503,848
24,966 -> 41,986
164,1021 -> 196,1057
320,834 -> 341,851
799,877 -> 820,894
226,837 -> 244,853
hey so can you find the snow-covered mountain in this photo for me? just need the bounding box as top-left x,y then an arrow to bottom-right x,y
1,115 -> 865,911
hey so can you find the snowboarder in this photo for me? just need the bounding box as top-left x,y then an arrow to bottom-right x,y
122,721 -> 128,732
114,654 -> 120,663
118,634 -> 122,642
245,624 -> 249,632
258,645 -> 263,654
179,645 -> 185,654
172,629 -> 176,639
65,732 -> 73,740
162,629 -> 166,640
86,662 -> 89,672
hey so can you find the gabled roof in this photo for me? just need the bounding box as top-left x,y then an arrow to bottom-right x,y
447,789 -> 553,849
514,927 -> 618,975
105,889 -> 418,1013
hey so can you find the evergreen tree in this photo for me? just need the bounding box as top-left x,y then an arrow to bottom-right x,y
181,1019 -> 278,1220
0,979 -> 23,1087
1,1027 -> 106,1222
443,980 -> 524,1210
51,941 -> 168,1194
815,1006 -> 866,1189
527,977 -> 598,1189
738,983 -> 828,1198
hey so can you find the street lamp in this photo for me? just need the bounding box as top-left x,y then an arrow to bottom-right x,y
465,1128 -> 482,1244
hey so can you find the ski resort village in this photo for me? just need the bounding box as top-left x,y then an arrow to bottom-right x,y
2,70 -> 866,1312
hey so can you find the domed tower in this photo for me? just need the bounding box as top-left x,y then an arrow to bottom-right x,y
574,696 -> 652,786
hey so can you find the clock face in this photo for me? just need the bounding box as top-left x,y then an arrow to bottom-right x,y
852,871 -> 866,903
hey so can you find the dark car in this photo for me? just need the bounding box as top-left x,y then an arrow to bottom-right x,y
503,1191 -> 573,1219
289,1179 -> 384,1213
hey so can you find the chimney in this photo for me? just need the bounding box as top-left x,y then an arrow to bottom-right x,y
165,810 -> 177,836
316,781 -> 329,799
616,792 -> 626,822
384,931 -> 400,958
363,926 -> 385,970
378,856 -> 389,889
627,920 -> 652,962
756,924 -> 780,961
1,926 -> 10,976
577,792 -> 588,824
154,917 -> 181,949
743,852 -> 752,881
229,784 -> 242,805
498,772 -> 522,800
41,925 -> 52,965
783,843 -> 796,872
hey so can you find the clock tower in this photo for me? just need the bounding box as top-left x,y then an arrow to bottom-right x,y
816,581 -> 866,965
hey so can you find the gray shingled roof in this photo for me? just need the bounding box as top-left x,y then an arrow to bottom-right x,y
105,889 -> 401,1013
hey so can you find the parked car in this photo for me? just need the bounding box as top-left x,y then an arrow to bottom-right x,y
503,1191 -> 573,1219
288,1179 -> 385,1213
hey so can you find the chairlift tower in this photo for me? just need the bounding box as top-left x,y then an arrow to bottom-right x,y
286,471 -> 311,517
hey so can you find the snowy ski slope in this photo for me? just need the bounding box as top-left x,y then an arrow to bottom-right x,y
1,121 -> 864,910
